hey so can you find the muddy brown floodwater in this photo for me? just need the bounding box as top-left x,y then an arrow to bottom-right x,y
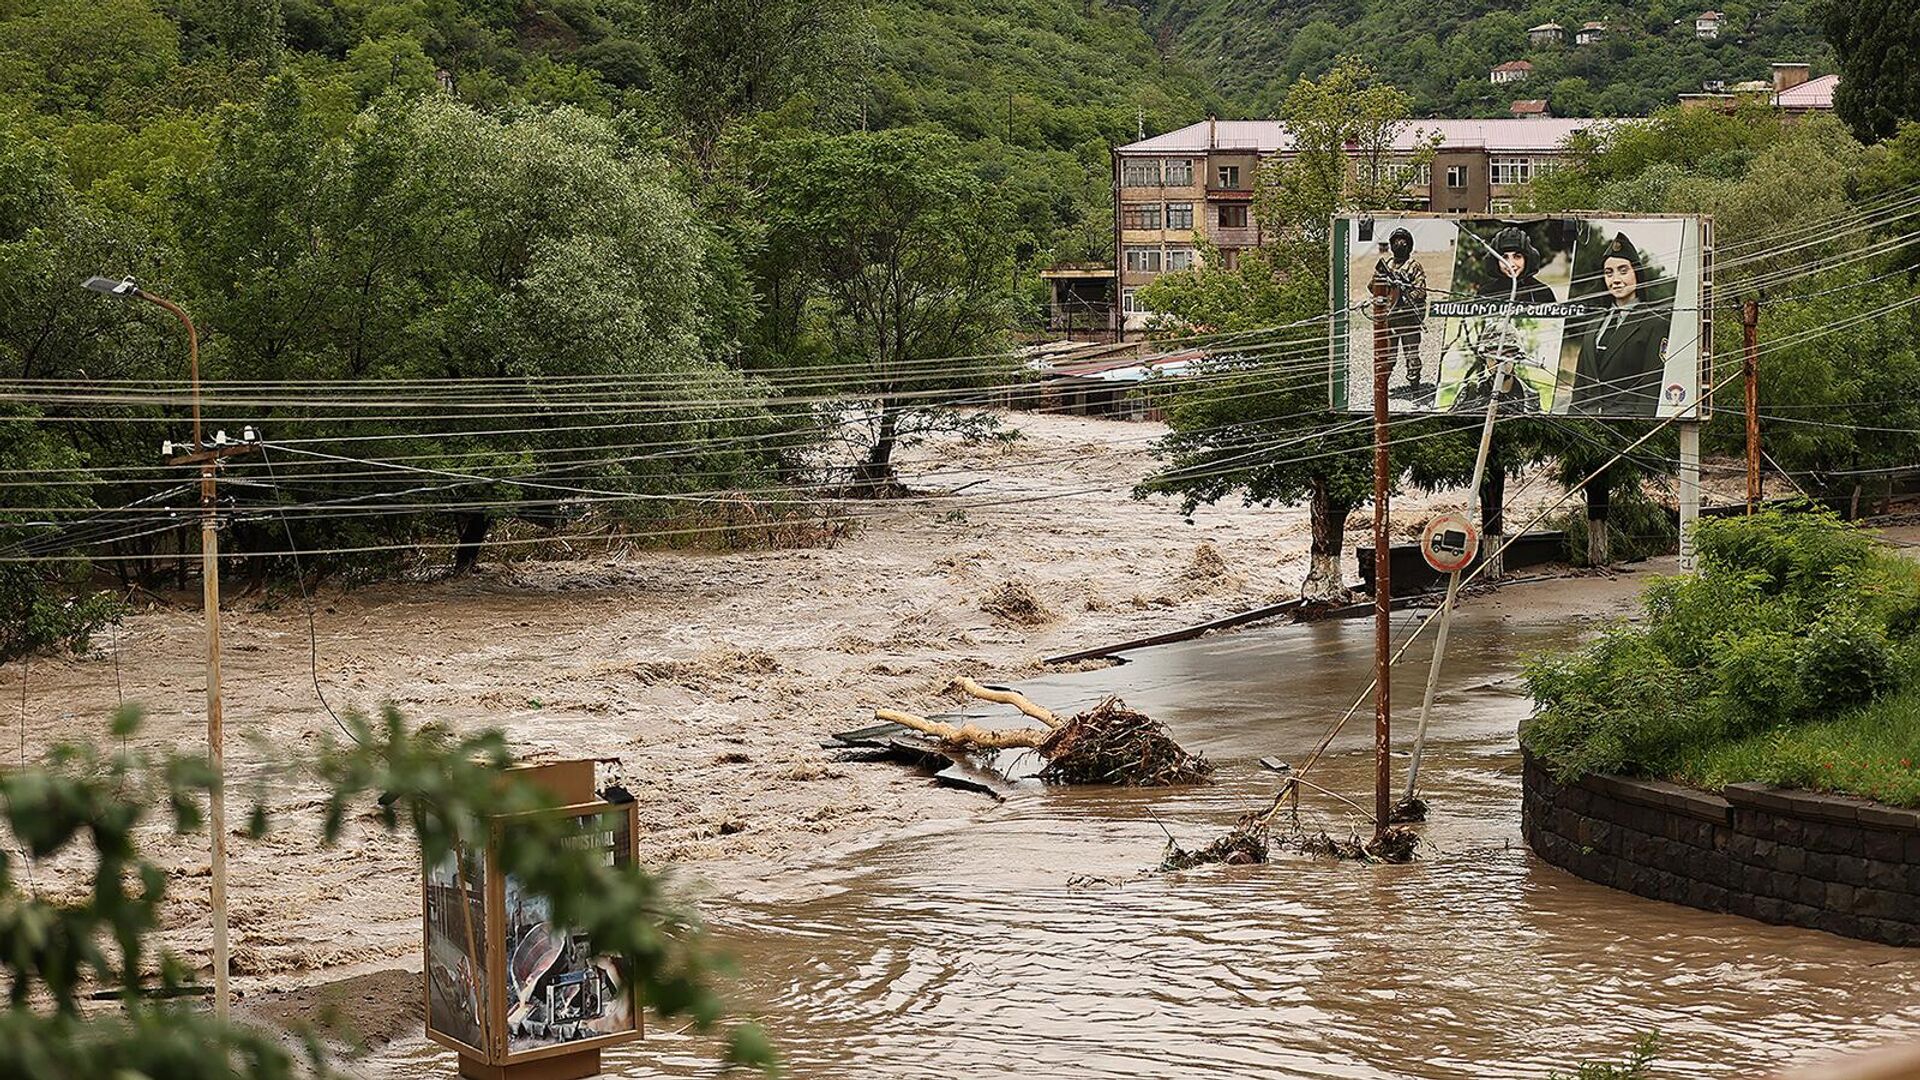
372,600 -> 1920,1079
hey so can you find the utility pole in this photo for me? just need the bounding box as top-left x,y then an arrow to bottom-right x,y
1743,297 -> 1761,514
1404,359 -> 1510,809
1369,273 -> 1394,840
83,277 -> 255,1020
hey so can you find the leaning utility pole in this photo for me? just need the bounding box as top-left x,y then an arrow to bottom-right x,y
83,277 -> 255,1020
1743,298 -> 1761,514
1369,273 -> 1394,840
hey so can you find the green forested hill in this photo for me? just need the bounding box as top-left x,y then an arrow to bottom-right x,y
1138,0 -> 1833,117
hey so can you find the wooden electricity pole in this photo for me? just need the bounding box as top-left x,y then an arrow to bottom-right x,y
1369,274 -> 1394,839
1743,297 -> 1761,514
86,278 -> 252,1020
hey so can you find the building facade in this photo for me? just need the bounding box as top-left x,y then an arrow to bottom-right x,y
1102,116 -> 1609,332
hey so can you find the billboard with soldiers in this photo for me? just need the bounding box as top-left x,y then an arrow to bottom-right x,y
1329,214 -> 1709,419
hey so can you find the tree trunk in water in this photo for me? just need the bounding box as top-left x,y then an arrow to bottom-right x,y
1585,472 -> 1611,568
1479,468 -> 1506,578
853,404 -> 901,495
452,513 -> 491,576
1302,476 -> 1351,602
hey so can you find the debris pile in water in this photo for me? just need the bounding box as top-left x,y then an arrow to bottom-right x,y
1159,813 -> 1269,870
873,680 -> 1210,788
1039,697 -> 1214,787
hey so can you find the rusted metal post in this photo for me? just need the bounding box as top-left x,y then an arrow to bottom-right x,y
1369,273 -> 1393,839
1743,297 -> 1760,514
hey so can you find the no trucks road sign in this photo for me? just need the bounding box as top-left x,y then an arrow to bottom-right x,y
1422,512 -> 1479,574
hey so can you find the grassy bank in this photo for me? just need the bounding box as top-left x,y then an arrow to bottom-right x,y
1522,508 -> 1920,807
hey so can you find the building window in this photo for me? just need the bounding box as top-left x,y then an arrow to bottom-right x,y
1489,198 -> 1515,214
1165,202 -> 1194,230
1218,248 -> 1239,270
1446,165 -> 1469,189
1121,158 -> 1162,188
1166,248 -> 1196,272
1216,165 -> 1241,189
1124,246 -> 1162,273
1489,156 -> 1532,186
1164,159 -> 1194,186
1217,203 -> 1249,229
1395,161 -> 1433,188
1121,288 -> 1139,314
1120,203 -> 1163,230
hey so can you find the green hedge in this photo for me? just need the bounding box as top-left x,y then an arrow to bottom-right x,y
1522,507 -> 1920,806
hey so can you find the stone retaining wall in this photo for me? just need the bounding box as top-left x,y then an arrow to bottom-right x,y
1521,749 -> 1920,946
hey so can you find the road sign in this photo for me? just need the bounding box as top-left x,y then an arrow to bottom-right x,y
1421,512 -> 1479,574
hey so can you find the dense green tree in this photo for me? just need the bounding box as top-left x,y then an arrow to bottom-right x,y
1821,0 -> 1920,142
757,128 -> 1015,491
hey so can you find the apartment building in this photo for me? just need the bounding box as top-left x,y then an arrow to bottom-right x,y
1102,116 -> 1609,332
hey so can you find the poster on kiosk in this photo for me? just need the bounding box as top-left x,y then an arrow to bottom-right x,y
1330,214 -> 1711,420
423,760 -> 642,1079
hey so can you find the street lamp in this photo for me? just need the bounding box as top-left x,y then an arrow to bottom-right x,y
80,275 -> 230,1021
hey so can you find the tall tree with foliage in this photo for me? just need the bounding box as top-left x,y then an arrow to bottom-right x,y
758,127 -> 1014,492
1820,0 -> 1920,143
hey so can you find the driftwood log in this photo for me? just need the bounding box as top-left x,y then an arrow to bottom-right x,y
876,678 -> 1211,787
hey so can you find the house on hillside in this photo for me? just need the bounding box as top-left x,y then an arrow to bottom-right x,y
1491,60 -> 1534,85
1511,99 -> 1551,119
1528,22 -> 1565,47
1774,71 -> 1838,114
1576,21 -> 1606,45
1695,11 -> 1724,39
1105,116 -> 1617,332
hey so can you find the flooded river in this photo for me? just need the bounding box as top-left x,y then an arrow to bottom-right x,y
376,605 -> 1920,1078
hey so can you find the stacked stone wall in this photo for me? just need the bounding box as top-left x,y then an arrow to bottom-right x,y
1521,749 -> 1920,946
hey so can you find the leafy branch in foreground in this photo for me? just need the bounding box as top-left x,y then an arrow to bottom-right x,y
0,705 -> 774,1076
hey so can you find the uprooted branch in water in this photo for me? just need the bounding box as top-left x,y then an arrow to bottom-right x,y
876,677 -> 1212,787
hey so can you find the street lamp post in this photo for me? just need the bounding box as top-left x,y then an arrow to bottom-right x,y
82,276 -> 244,1020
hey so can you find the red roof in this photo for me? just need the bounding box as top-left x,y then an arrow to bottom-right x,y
1492,61 -> 1535,73
1511,99 -> 1551,115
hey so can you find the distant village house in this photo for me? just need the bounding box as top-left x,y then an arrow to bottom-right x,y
1490,60 -> 1534,85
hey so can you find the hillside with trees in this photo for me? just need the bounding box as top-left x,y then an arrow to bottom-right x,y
1138,0 -> 1833,117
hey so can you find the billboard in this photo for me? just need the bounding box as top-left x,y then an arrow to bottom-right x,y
1330,214 -> 1710,419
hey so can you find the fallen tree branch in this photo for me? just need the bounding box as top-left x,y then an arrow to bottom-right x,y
874,708 -> 1048,749
951,677 -> 1060,727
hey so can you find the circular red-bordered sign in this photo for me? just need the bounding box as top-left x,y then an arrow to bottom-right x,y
1421,511 -> 1479,573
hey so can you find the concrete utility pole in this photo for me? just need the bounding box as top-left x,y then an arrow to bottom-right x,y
1369,273 -> 1394,840
1743,297 -> 1761,514
83,277 -> 255,1020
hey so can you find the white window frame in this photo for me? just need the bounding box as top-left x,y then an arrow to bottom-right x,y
1165,201 -> 1194,230
1124,246 -> 1163,273
1216,164 -> 1241,189
1121,158 -> 1162,188
1166,248 -> 1196,272
1121,288 -> 1139,314
1163,159 -> 1194,186
1489,156 -> 1533,186
1446,164 -> 1469,189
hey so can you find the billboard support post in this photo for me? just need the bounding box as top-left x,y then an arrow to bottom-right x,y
1369,273 -> 1393,840
1402,360 -> 1510,810
1679,421 -> 1701,572
1743,298 -> 1760,513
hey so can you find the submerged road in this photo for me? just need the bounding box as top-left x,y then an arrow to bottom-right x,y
378,598 -> 1920,1078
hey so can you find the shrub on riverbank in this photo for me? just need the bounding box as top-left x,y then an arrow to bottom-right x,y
1522,507 -> 1920,805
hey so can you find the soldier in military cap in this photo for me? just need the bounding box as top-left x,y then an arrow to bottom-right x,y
1570,232 -> 1668,416
1475,225 -> 1558,305
1374,227 -> 1429,387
